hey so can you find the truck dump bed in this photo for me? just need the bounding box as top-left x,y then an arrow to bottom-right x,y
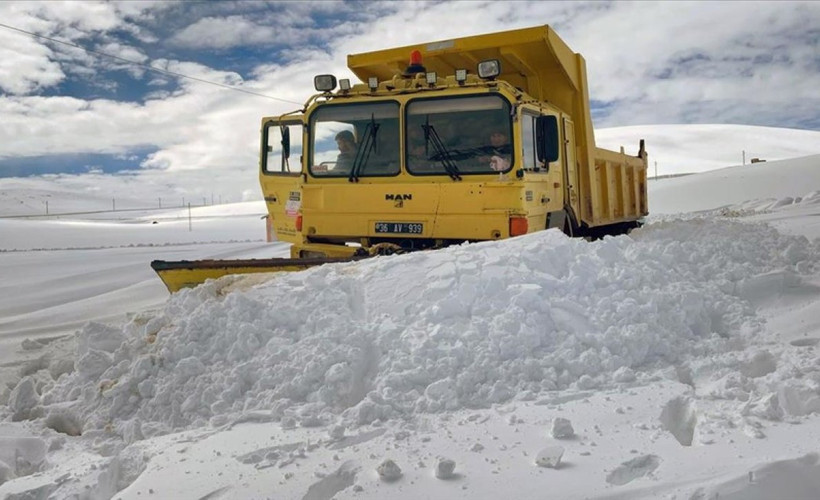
588,147 -> 648,227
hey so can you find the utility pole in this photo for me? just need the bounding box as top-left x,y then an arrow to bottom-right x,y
654,161 -> 658,180
112,198 -> 116,211
742,150 -> 746,165
188,203 -> 192,232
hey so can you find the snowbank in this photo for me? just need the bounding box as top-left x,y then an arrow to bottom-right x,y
7,218 -> 817,443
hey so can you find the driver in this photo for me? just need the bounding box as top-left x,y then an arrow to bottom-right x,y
334,130 -> 356,172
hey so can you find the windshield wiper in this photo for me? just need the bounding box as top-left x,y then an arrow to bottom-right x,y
349,114 -> 380,183
422,118 -> 461,181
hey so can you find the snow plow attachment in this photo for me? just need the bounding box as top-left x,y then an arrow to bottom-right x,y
150,257 -> 361,293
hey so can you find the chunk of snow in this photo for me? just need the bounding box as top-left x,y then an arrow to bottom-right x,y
435,458 -> 456,479
550,417 -> 574,439
535,446 -> 564,468
377,459 -> 402,481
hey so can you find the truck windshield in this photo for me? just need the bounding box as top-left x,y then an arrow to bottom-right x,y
406,95 -> 513,176
310,101 -> 400,178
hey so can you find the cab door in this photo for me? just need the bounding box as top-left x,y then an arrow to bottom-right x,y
562,117 -> 580,219
259,116 -> 304,244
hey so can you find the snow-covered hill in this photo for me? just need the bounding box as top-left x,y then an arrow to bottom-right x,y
649,153 -> 820,215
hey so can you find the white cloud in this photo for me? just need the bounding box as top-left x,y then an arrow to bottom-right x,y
170,15 -> 279,49
0,29 -> 64,94
96,41 -> 149,64
558,1 -> 820,126
0,1 -> 173,94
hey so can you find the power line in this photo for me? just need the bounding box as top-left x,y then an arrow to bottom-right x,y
0,21 -> 302,105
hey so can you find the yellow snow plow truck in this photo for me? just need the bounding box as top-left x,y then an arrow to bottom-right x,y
152,24 -> 648,292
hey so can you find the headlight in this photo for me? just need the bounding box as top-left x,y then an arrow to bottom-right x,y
314,74 -> 337,92
477,59 -> 501,79
368,77 -> 379,91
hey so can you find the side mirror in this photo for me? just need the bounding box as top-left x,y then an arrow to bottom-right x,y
536,115 -> 559,164
281,126 -> 290,159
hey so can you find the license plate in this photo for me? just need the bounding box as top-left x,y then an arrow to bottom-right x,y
374,222 -> 423,234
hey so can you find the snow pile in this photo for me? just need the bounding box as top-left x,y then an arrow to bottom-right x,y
709,190 -> 820,217
8,218 -> 816,447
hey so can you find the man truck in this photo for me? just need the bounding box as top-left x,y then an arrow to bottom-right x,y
152,25 -> 648,292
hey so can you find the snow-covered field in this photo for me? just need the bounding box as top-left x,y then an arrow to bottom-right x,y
2,153 -> 820,499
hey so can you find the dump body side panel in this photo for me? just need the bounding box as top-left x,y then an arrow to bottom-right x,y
578,147 -> 648,227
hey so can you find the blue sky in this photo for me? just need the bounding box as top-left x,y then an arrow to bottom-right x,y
0,1 -> 818,200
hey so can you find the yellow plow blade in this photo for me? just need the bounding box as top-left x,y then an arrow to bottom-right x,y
150,257 -> 361,293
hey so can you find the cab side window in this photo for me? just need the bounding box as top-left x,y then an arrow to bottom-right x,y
262,122 -> 303,174
521,113 -> 537,170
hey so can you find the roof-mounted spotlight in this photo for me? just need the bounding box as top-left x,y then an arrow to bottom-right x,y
455,69 -> 467,85
339,78 -> 351,91
368,77 -> 379,91
314,74 -> 337,92
425,71 -> 437,87
477,59 -> 501,80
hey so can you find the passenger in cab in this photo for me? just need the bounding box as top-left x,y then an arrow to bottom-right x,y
406,125 -> 436,172
480,129 -> 511,171
407,126 -> 426,158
